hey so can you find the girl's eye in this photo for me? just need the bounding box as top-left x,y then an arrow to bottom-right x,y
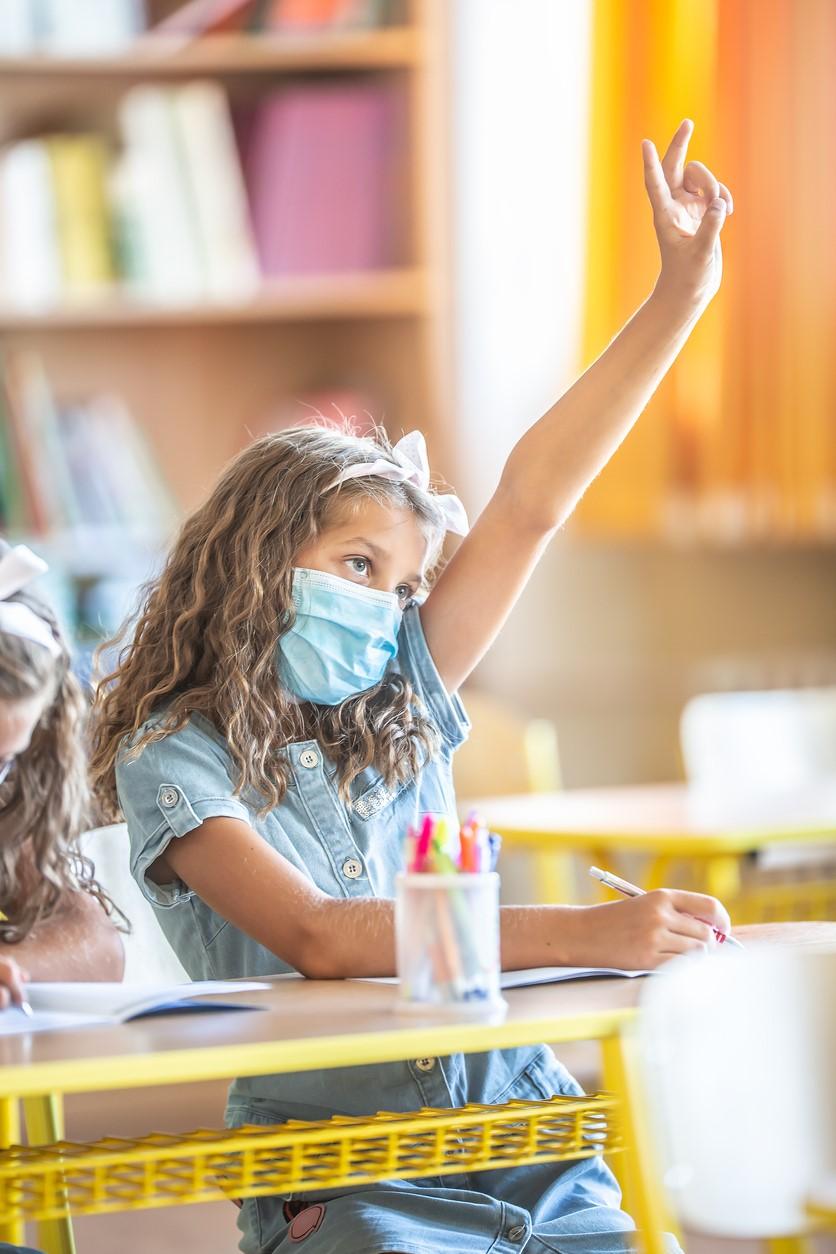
348,557 -> 369,576
395,585 -> 413,603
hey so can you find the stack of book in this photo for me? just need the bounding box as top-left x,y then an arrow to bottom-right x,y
0,0 -> 144,56
151,0 -> 390,37
0,0 -> 392,54
0,78 -> 401,309
0,351 -> 176,543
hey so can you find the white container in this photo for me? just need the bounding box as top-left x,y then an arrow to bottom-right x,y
395,872 -> 506,1017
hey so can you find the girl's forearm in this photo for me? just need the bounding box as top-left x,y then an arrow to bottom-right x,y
304,898 -> 586,978
500,286 -> 704,532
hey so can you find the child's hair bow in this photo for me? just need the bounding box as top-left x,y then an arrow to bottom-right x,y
328,431 -> 469,536
0,544 -> 60,657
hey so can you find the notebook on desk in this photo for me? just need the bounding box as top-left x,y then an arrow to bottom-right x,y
499,966 -> 651,989
0,980 -> 269,1036
360,967 -> 651,989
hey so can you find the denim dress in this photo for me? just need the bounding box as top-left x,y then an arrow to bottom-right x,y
117,606 -> 657,1254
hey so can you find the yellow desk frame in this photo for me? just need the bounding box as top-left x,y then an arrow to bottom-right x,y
0,984 -> 670,1254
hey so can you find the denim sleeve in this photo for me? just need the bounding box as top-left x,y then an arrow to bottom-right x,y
116,724 -> 250,908
396,604 -> 470,752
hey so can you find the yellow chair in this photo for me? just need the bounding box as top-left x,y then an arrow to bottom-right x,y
454,687 -> 561,798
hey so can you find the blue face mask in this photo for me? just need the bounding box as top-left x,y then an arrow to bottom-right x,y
278,568 -> 403,706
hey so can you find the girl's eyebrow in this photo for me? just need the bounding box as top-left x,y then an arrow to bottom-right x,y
344,536 -> 387,558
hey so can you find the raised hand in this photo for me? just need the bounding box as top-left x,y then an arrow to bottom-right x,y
643,119 -> 733,314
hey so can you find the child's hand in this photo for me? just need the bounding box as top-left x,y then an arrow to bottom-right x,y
643,119 -> 733,316
575,889 -> 731,971
0,956 -> 29,1010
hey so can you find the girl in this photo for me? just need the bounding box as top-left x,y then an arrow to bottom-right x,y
0,542 -> 123,1004
92,123 -> 731,1254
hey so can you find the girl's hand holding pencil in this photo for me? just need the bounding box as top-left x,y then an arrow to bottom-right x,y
569,879 -> 735,972
589,866 -> 744,949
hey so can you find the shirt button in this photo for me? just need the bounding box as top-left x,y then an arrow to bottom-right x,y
342,858 -> 363,880
414,1057 -> 436,1072
160,787 -> 179,808
507,1225 -> 526,1243
299,749 -> 319,769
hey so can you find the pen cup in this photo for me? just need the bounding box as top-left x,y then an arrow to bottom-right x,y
395,871 -> 506,1017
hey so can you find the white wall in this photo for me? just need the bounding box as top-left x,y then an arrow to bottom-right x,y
451,0 -> 592,508
450,0 -> 836,787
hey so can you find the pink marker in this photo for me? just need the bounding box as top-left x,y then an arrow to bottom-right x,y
413,815 -> 435,873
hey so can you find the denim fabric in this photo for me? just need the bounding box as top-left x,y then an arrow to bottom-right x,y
117,606 -> 656,1254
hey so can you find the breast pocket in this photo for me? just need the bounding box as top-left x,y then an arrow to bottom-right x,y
351,772 -> 412,822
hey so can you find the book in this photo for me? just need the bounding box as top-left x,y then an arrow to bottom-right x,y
3,351 -> 80,531
47,135 -> 116,300
0,980 -> 269,1036
171,81 -> 259,301
361,967 -> 652,989
0,351 -> 177,541
0,0 -> 38,54
117,86 -> 206,303
149,0 -> 258,37
0,141 -> 62,310
267,0 -> 386,29
244,84 -> 396,275
1,351 -> 55,534
498,966 -> 651,989
37,0 -> 146,55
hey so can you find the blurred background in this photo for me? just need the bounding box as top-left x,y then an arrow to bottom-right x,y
2,4 -> 836,1252
2,0 -> 836,788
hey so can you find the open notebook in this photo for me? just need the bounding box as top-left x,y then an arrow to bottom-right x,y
361,967 -> 651,989
0,980 -> 269,1036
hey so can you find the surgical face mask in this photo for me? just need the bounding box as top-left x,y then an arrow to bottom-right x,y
277,568 -> 403,707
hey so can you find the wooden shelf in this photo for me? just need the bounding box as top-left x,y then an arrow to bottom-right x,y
0,28 -> 422,78
0,269 -> 430,329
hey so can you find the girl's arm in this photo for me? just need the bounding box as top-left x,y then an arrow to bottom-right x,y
422,121 -> 733,692
0,891 -> 124,983
159,816 -> 730,976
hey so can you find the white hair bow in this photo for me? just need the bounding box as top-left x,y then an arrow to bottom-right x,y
328,432 -> 469,536
0,544 -> 60,657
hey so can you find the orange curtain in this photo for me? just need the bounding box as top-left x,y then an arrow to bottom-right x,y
575,0 -> 836,543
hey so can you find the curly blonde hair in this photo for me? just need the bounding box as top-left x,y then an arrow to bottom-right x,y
0,567 -> 115,942
90,425 -> 449,821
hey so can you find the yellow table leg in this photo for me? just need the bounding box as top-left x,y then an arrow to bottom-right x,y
704,854 -> 743,903
601,1030 -> 674,1254
530,847 -> 576,904
0,1095 -> 24,1246
645,856 -> 674,892
765,1239 -> 811,1254
22,1093 -> 76,1254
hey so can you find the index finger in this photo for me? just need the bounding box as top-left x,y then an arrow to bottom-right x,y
668,890 -> 731,937
642,139 -> 672,215
660,118 -> 694,188
0,958 -> 27,1008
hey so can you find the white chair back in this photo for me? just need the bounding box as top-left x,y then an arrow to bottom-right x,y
637,944 -> 836,1237
80,823 -> 188,984
680,687 -> 836,828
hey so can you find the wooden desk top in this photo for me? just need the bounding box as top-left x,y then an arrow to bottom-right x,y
0,923 -> 832,1100
477,783 -> 836,853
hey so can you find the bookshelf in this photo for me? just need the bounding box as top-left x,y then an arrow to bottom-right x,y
0,269 -> 430,328
0,28 -> 422,78
0,0 -> 452,523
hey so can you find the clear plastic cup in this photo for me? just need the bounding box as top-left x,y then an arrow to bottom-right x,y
395,872 -> 507,1017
